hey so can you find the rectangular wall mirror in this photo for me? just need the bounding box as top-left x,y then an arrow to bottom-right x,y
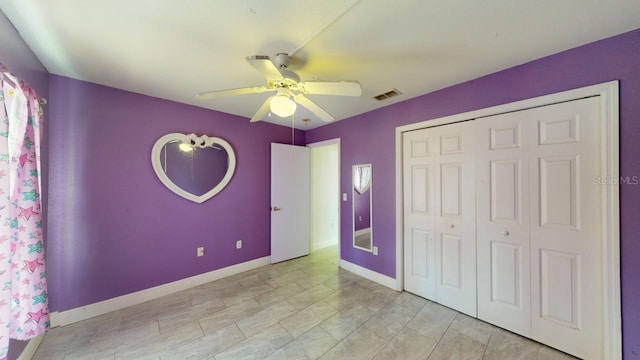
353,164 -> 372,252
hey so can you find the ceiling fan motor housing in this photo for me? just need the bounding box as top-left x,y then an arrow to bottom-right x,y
269,69 -> 300,90
274,53 -> 291,68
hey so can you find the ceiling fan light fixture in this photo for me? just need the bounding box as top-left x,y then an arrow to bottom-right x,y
270,93 -> 297,117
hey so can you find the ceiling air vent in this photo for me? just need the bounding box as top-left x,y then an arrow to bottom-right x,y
373,88 -> 402,101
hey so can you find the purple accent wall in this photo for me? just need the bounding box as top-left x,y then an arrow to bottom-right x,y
354,188 -> 370,231
306,28 -> 640,358
0,10 -> 50,360
47,75 -> 305,311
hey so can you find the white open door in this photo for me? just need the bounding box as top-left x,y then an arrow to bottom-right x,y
271,143 -> 310,263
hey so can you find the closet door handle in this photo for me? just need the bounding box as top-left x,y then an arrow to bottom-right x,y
272,206 -> 281,212
450,224 -> 455,229
502,230 -> 510,236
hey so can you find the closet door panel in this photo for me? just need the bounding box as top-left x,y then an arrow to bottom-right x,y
478,97 -> 603,358
410,165 -> 431,214
529,97 -> 603,359
434,123 -> 476,317
440,233 -> 462,289
403,122 -> 476,317
409,229 -> 432,281
490,241 -> 522,306
477,115 -> 531,336
403,131 -> 436,300
490,160 -> 521,222
539,249 -> 580,328
440,163 -> 462,217
539,156 -> 579,231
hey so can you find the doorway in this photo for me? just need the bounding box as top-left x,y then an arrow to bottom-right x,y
308,139 -> 340,259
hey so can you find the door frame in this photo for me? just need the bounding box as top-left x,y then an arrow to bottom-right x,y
395,81 -> 620,359
307,138 -> 341,260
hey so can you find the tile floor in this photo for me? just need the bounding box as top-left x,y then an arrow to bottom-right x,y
33,246 -> 577,360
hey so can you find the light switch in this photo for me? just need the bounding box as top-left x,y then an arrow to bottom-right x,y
342,193 -> 347,201
236,240 -> 242,249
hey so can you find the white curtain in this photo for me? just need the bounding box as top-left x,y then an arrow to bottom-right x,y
0,69 -> 49,359
353,165 -> 371,194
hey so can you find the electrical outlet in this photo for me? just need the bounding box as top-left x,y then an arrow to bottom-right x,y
197,247 -> 205,257
373,246 -> 378,256
236,240 -> 242,249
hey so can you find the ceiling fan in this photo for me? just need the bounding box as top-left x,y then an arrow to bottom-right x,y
196,53 -> 362,123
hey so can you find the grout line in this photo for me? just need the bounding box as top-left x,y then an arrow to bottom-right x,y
195,317 -> 205,338
481,328 -> 495,359
428,306 -> 457,355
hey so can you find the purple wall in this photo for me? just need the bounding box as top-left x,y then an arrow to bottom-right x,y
306,28 -> 640,358
47,75 -> 305,311
354,188 -> 370,231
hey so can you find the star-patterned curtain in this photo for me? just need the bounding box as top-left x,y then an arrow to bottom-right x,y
0,68 -> 49,360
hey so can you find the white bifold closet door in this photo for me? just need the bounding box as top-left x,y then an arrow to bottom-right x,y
403,121 -> 476,317
476,97 -> 603,359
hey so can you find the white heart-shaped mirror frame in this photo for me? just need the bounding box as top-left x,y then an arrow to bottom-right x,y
151,133 -> 236,203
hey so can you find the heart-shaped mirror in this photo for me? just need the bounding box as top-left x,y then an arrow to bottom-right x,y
151,133 -> 236,203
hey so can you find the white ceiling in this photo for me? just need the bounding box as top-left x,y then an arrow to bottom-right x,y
1,0 -> 639,129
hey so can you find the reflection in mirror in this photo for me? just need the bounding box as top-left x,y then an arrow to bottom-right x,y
151,133 -> 236,203
353,164 -> 372,251
160,140 -> 228,196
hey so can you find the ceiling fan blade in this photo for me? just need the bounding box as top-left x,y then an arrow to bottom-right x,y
298,81 -> 362,96
197,86 -> 273,100
294,93 -> 335,122
250,96 -> 273,122
246,55 -> 283,80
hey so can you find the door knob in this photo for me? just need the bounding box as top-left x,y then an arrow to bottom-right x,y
450,224 -> 455,229
502,230 -> 510,236
272,206 -> 281,212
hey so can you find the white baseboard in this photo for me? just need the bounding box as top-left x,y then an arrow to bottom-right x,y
17,335 -> 43,360
49,256 -> 271,327
312,238 -> 338,251
340,259 -> 401,291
